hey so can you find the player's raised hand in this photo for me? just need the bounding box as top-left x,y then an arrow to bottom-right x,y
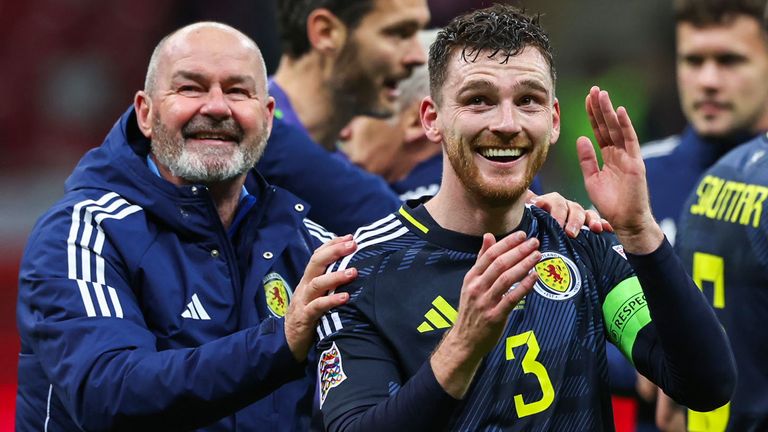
431,231 -> 540,398
576,86 -> 663,254
285,235 -> 357,362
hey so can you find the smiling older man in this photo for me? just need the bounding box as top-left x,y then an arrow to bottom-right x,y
16,22 -> 354,431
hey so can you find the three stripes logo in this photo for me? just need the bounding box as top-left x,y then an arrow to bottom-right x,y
317,213 -> 409,342
416,295 -> 526,333
417,296 -> 457,333
304,218 -> 335,244
68,192 -> 142,319
316,312 -> 343,341
180,293 -> 211,320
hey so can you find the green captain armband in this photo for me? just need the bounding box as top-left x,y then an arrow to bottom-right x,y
602,276 -> 652,364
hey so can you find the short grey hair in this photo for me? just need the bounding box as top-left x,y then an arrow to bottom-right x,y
143,21 -> 268,96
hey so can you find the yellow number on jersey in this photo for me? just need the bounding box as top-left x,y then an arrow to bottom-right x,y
506,330 -> 555,417
689,251 -> 729,430
692,252 -> 725,309
688,403 -> 730,432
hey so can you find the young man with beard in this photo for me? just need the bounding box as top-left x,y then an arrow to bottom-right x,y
337,29 -> 543,202
257,0 -> 430,234
15,22 -> 356,431
650,1 -> 768,430
643,0 -> 768,244
314,6 -> 736,431
634,1 -> 768,429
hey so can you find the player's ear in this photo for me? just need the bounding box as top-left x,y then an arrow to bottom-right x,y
134,91 -> 153,138
550,97 -> 561,145
420,96 -> 442,143
262,95 -> 276,137
307,8 -> 347,55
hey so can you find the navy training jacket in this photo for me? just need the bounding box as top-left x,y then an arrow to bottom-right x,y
16,107 -> 332,431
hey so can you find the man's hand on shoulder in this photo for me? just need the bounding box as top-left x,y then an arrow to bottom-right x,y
527,191 -> 613,238
285,234 -> 357,362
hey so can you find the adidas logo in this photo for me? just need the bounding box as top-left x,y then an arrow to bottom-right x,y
417,296 -> 457,333
181,293 -> 211,320
416,295 -> 526,333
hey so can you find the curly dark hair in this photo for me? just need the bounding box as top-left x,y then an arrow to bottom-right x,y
278,0 -> 376,58
428,4 -> 555,104
674,0 -> 767,29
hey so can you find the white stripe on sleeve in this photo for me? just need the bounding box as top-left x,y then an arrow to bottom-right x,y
67,193 -> 142,318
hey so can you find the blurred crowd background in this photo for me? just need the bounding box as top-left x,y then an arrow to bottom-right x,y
0,0 -> 684,427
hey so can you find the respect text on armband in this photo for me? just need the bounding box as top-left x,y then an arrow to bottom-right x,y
609,292 -> 647,342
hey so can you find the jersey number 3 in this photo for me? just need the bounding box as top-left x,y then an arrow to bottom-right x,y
506,330 -> 555,417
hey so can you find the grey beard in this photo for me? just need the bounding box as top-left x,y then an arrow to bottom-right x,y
161,144 -> 249,183
150,117 -> 267,184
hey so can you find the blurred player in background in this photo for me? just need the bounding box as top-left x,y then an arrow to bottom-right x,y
258,0 -> 429,233
652,1 -> 768,430
640,1 -> 768,430
676,112 -> 768,432
338,29 -> 444,202
643,0 -> 768,243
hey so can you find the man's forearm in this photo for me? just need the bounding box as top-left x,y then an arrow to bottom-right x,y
55,318 -> 303,430
326,362 -> 458,432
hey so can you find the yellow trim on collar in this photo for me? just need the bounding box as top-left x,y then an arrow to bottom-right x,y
398,207 -> 429,234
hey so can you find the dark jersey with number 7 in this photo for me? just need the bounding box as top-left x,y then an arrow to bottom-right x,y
677,134 -> 768,431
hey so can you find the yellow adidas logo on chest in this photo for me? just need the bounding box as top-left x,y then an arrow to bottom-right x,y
417,295 -> 525,333
417,296 -> 457,333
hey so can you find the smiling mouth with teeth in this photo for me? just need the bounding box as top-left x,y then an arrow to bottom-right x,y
478,147 -> 526,163
188,132 -> 236,142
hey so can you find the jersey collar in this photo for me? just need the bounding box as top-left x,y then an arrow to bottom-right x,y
396,198 -> 536,253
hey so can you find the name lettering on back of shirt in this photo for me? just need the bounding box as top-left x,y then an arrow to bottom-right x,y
690,175 -> 768,228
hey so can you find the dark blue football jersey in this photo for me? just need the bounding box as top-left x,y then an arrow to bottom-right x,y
677,134 -> 768,432
317,201 -> 654,431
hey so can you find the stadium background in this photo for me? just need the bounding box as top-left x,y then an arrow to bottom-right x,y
0,0 -> 683,428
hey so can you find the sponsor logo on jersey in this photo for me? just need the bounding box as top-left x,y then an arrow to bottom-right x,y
318,342 -> 347,407
612,245 -> 627,260
533,252 -> 582,301
263,272 -> 292,318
